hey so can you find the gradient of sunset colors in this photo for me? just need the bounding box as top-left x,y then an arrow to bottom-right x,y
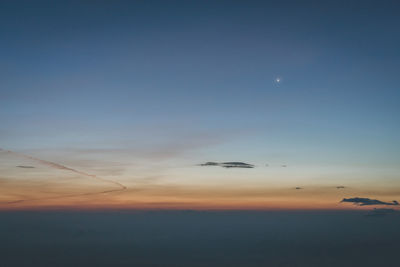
1,0 -> 400,210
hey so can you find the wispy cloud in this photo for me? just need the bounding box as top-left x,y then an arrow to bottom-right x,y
16,165 -> 35,168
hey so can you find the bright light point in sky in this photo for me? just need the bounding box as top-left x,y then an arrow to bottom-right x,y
275,77 -> 282,83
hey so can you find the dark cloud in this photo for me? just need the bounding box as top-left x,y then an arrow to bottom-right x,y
199,162 -> 254,168
200,162 -> 220,166
16,165 -> 35,168
295,187 -> 303,190
336,186 -> 345,189
366,208 -> 398,217
341,197 -> 399,206
222,162 -> 254,168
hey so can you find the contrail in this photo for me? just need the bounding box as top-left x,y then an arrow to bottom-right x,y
1,149 -> 127,205
4,188 -> 125,204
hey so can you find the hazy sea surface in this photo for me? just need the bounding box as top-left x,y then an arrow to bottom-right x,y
1,211 -> 399,267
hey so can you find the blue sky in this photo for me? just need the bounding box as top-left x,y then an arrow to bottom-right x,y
1,1 -> 400,209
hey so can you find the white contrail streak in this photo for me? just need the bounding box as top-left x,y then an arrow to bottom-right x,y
1,149 -> 127,205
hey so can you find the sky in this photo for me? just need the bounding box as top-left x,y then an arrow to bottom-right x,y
1,0 -> 400,210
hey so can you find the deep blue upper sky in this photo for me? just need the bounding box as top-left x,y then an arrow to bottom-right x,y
1,1 -> 399,168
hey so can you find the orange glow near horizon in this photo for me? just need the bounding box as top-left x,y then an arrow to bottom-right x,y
0,187 -> 392,211
1,149 -> 399,211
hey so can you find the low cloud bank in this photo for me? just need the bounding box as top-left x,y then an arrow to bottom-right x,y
366,208 -> 398,217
